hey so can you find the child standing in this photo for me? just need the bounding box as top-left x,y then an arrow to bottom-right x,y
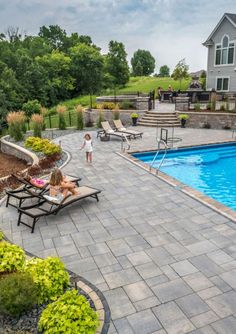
80,133 -> 93,163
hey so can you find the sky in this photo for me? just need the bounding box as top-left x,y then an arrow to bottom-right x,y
0,0 -> 236,72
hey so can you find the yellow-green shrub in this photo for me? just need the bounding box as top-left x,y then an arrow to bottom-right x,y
0,241 -> 26,274
38,290 -> 99,334
24,257 -> 70,304
25,137 -> 61,156
42,143 -> 61,156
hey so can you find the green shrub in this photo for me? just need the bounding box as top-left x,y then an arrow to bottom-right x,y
194,103 -> 201,111
31,114 -> 44,138
102,102 -> 118,110
220,104 -> 226,111
131,113 -> 139,119
7,111 -> 26,142
178,114 -> 189,120
9,123 -> 24,141
120,100 -> 134,109
38,289 -> 99,334
22,100 -> 41,120
206,102 -> 211,110
24,257 -> 70,304
96,111 -> 104,128
95,103 -> 104,109
0,241 -> 25,274
0,272 -> 37,318
56,105 -> 67,130
58,113 -> 66,130
113,109 -> 120,120
21,122 -> 27,134
24,137 -> 61,156
42,143 -> 61,156
0,230 -> 4,241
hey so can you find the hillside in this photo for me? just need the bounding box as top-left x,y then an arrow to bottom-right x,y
118,76 -> 191,93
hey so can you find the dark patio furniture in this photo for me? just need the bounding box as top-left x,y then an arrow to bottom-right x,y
6,174 -> 81,208
17,186 -> 101,233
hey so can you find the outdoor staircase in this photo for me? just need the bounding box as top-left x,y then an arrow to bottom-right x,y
138,111 -> 180,127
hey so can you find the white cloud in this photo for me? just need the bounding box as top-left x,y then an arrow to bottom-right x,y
0,0 -> 236,71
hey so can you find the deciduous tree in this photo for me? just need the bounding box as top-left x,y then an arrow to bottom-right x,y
171,59 -> 189,88
105,41 -> 129,86
131,49 -> 155,76
159,65 -> 170,77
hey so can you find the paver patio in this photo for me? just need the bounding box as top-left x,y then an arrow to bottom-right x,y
1,126 -> 236,334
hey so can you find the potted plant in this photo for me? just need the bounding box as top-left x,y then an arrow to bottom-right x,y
131,113 -> 139,126
179,114 -> 189,128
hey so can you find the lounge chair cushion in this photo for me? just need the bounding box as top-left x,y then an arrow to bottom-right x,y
43,194 -> 61,204
107,129 -> 115,134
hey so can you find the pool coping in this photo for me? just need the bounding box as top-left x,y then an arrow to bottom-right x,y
117,140 -> 236,223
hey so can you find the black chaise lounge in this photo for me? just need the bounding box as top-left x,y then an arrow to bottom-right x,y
97,121 -> 132,141
17,186 -> 101,233
6,174 -> 81,208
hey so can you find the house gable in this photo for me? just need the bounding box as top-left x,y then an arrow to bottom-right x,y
203,13 -> 236,46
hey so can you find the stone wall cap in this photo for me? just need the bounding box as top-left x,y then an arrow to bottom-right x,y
176,111 -> 236,116
0,135 -> 39,165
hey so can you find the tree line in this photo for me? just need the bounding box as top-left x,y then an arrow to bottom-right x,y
0,25 -> 132,121
0,24 -> 196,123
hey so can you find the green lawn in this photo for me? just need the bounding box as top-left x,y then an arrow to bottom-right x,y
118,76 -> 191,93
48,76 -> 190,113
44,76 -> 191,128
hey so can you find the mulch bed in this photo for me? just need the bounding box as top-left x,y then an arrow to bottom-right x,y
0,153 -> 27,178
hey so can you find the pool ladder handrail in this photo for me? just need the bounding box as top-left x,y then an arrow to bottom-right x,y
149,139 -> 168,173
121,134 -> 131,152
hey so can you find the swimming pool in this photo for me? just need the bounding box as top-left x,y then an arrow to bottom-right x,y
133,143 -> 236,211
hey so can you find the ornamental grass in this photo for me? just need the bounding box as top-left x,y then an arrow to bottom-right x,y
7,111 -> 26,141
113,104 -> 120,120
31,114 -> 44,138
40,107 -> 47,130
56,105 -> 67,130
75,104 -> 84,130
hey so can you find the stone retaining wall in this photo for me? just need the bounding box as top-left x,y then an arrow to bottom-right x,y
84,109 -> 146,126
0,136 -> 39,165
96,96 -> 150,110
177,111 -> 236,129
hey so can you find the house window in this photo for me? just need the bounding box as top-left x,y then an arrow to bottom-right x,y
215,36 -> 234,65
216,77 -> 229,91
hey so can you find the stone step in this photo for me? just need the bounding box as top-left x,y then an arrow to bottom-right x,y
139,110 -> 180,127
138,121 -> 180,127
144,112 -> 178,116
138,119 -> 180,125
147,112 -> 177,116
140,117 -> 179,121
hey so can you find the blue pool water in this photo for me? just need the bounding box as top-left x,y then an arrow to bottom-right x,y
133,143 -> 236,211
